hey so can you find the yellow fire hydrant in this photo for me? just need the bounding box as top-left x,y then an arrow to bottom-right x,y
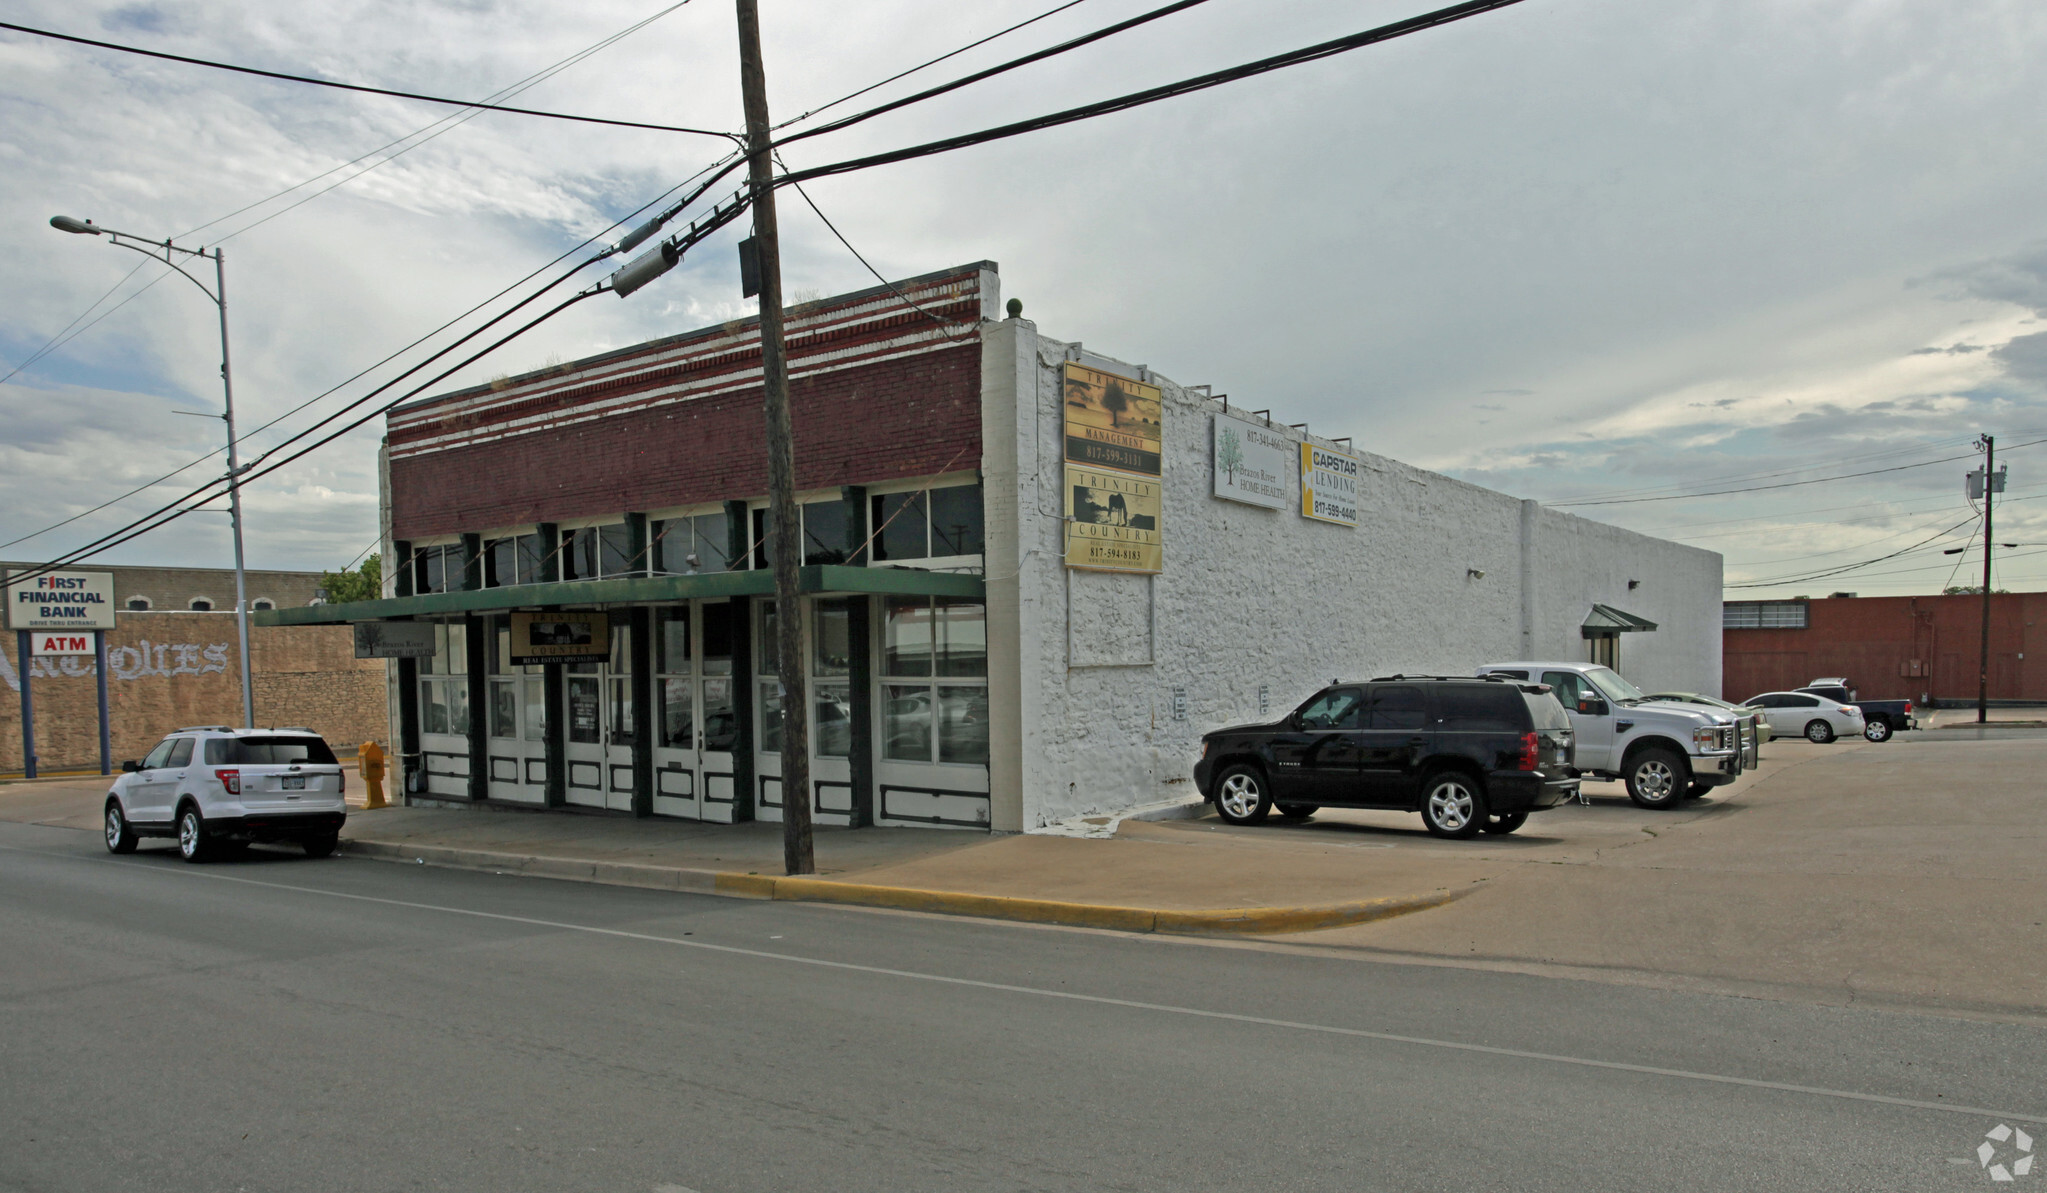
358,741 -> 388,809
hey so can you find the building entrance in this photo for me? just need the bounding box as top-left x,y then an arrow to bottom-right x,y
651,602 -> 742,821
753,598 -> 856,827
562,622 -> 634,811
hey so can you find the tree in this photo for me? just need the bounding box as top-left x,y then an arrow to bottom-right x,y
321,554 -> 381,603
1944,585 -> 2009,595
1217,426 -> 1244,481
1100,380 -> 1130,428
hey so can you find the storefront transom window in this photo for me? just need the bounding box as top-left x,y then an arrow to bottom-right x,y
882,596 -> 988,765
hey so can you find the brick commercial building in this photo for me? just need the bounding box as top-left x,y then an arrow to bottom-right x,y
264,263 -> 1722,831
3,565 -> 390,774
1722,592 -> 2047,705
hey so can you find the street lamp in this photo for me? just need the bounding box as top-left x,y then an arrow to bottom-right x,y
49,215 -> 255,730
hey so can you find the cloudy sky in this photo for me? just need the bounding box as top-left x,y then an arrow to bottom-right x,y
4,0 -> 2047,597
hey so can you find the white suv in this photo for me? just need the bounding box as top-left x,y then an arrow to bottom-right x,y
105,726 -> 348,861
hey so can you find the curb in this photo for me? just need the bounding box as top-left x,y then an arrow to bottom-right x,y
339,838 -> 1470,935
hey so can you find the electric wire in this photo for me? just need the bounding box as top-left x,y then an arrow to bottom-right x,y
770,0 -> 1096,131
0,15 -> 734,139
0,258 -> 150,387
774,151 -> 973,335
776,0 -> 1217,147
1722,517 -> 1981,589
1537,434 -> 1983,506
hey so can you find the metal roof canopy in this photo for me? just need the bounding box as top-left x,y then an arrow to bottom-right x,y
253,565 -> 985,627
1581,603 -> 1659,637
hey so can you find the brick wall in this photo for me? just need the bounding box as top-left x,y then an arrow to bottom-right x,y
390,344 -> 982,538
1,563 -> 327,612
2,612 -> 390,773
1722,592 -> 2047,703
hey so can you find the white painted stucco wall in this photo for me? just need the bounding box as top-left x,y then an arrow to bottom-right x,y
978,318 -> 1722,831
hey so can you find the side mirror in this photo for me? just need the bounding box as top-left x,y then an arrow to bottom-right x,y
121,759 -> 141,773
1576,698 -> 1609,717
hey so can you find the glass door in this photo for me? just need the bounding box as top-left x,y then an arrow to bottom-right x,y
809,599 -> 855,826
486,617 -> 546,803
650,602 -> 741,821
560,617 -> 635,812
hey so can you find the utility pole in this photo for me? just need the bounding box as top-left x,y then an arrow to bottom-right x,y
735,0 -> 814,875
1977,434 -> 1995,725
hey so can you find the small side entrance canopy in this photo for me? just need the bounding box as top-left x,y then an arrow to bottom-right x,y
1580,603 -> 1658,638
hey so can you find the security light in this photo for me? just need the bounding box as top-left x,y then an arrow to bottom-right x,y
50,215 -> 101,235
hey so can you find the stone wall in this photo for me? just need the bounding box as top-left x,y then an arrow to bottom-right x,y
980,318 -> 1724,830
0,562 -> 327,613
1,612 -> 389,773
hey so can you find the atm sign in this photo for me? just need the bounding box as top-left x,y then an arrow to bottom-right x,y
29,633 -> 95,657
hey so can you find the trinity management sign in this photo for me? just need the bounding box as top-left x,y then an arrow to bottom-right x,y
4,570 -> 115,631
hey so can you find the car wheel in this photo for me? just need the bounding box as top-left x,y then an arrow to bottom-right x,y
1213,766 -> 1272,825
1481,811 -> 1527,835
176,806 -> 211,863
104,801 -> 138,854
1863,719 -> 1892,743
1276,803 -> 1318,821
302,832 -> 339,859
1805,719 -> 1835,744
1421,772 -> 1486,839
1624,748 -> 1686,810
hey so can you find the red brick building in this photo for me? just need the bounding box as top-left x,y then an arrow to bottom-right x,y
1721,593 -> 2047,704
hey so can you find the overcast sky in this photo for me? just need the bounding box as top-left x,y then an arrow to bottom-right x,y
5,0 -> 2047,598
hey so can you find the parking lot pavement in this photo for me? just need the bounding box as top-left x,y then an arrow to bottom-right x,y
1277,732 -> 2047,1019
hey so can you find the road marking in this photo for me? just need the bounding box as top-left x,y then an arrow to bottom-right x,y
7,839 -> 2046,1127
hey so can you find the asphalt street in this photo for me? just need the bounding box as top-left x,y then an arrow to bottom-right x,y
3,817 -> 2043,1193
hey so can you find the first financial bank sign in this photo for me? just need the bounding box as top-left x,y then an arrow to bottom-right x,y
5,570 -> 116,632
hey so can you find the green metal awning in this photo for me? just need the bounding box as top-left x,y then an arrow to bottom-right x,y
254,564 -> 986,627
1581,603 -> 1658,636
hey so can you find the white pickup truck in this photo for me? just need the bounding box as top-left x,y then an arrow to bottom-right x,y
1476,662 -> 1745,809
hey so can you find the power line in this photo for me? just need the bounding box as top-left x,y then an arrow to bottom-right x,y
777,0 -> 1217,147
1538,435 -> 1982,506
0,258 -> 151,387
0,14 -> 735,140
1723,517 -> 1980,589
772,0 -> 1096,131
4,0 -> 701,388
776,153 -> 972,335
776,0 -> 1532,186
1548,451 -> 1992,507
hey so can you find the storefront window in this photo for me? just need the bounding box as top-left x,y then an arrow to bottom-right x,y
930,485 -> 984,557
654,512 -> 731,574
485,532 -> 545,587
567,677 -> 601,744
414,543 -> 463,593
419,618 -> 469,736
563,524 -> 636,581
872,491 -> 928,561
701,602 -> 736,752
489,679 -> 517,739
814,601 -> 851,676
607,624 -> 634,745
882,598 -> 987,765
816,683 -> 851,758
757,600 -> 781,754
869,484 -> 983,562
803,500 -> 853,565
658,607 -> 693,750
523,677 -> 546,742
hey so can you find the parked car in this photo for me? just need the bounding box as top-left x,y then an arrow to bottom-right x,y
1797,678 -> 1916,742
104,726 -> 348,861
1742,691 -> 1866,744
1645,691 -> 1769,761
1193,676 -> 1579,839
1476,662 -> 1743,809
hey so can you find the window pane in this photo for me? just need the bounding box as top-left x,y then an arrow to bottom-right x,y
166,738 -> 194,768
660,608 -> 691,674
517,532 -> 544,583
424,547 -> 446,594
937,685 -> 990,764
873,491 -> 928,561
610,677 -> 635,744
752,507 -> 771,570
1299,689 -> 1363,730
803,500 -> 852,565
884,595 -> 933,677
884,684 -> 933,761
694,511 -> 731,572
488,539 -> 513,588
448,680 -> 471,735
524,677 -> 546,741
427,622 -> 448,675
929,485 -> 984,556
703,676 -> 736,751
701,602 -> 734,676
490,679 -> 517,739
652,519 -> 688,574
813,600 -> 852,677
935,600 -> 986,677
422,680 -> 449,734
815,682 -> 851,758
1368,686 -> 1426,731
567,678 -> 601,743
600,523 -> 635,577
142,739 -> 176,769
758,600 -> 779,673
564,528 -> 597,581
446,620 -> 467,676
759,680 -> 783,754
662,678 -> 694,749
609,622 -> 632,675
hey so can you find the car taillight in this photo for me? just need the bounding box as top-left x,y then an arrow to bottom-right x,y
340,770 -> 346,794
217,768 -> 240,795
1517,731 -> 1539,771
1903,701 -> 1912,714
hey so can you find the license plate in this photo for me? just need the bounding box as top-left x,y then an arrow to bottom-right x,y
282,776 -> 306,790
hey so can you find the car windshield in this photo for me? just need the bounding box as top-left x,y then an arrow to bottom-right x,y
1584,666 -> 1649,705
205,736 -> 339,765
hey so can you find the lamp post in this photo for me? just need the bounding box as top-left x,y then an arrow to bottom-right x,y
49,216 -> 255,729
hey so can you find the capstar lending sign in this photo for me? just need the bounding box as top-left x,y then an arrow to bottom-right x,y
5,570 -> 116,631
1299,444 -> 1361,527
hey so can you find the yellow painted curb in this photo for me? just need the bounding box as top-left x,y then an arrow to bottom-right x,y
733,874 -> 1473,936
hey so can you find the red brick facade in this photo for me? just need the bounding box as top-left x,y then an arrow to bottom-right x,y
1722,592 -> 2047,704
391,344 -> 982,537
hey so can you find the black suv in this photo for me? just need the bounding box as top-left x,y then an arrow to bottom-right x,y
1191,677 -> 1579,838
